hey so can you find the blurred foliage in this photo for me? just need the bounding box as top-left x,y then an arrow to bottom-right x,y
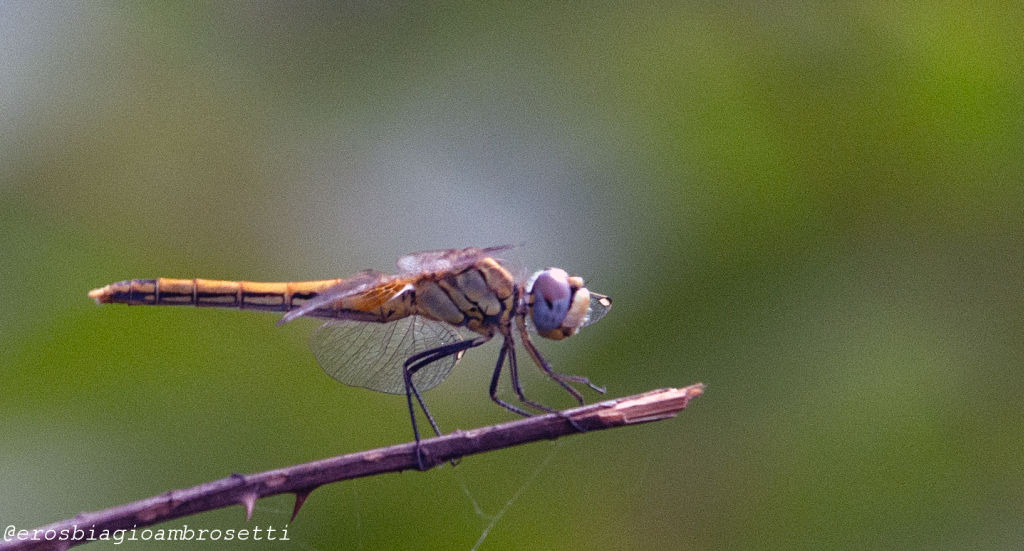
2,2 -> 1022,550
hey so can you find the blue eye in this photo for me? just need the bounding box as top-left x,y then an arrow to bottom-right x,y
529,269 -> 571,334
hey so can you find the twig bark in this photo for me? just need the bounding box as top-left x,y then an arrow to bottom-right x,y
0,384 -> 704,551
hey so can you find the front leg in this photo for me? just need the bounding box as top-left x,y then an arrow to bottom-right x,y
515,315 -> 606,403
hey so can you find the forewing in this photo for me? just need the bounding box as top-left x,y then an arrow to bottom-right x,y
396,245 -> 515,274
310,317 -> 463,394
582,292 -> 612,328
277,270 -> 389,325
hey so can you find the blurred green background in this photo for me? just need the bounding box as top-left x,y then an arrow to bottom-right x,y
2,3 -> 1022,550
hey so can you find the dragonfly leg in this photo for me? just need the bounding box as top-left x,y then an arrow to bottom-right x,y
488,339 -> 534,417
509,337 -> 592,432
491,334 -> 590,433
403,337 -> 490,470
503,337 -> 557,413
516,318 -> 607,401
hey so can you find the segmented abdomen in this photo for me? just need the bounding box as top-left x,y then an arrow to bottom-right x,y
89,278 -> 341,312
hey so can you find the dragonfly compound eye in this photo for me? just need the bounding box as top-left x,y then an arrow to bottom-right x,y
528,268 -> 591,340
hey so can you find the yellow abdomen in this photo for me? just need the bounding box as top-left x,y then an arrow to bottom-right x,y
90,278 -> 341,313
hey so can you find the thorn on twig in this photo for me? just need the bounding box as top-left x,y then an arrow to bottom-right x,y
291,489 -> 313,523
241,492 -> 258,521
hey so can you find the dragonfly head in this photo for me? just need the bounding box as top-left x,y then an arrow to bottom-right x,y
526,268 -> 611,340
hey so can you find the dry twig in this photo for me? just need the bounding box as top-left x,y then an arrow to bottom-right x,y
0,384 -> 704,551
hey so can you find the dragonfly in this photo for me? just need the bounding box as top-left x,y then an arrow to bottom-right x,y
88,245 -> 612,465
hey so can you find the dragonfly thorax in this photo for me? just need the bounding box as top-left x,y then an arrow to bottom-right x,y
526,268 -> 593,341
410,257 -> 517,337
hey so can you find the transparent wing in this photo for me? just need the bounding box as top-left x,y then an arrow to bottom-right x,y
277,270 -> 390,325
396,245 -> 515,274
582,292 -> 612,328
310,317 -> 463,394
